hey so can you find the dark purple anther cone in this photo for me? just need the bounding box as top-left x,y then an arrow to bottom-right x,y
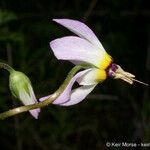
108,70 -> 114,78
106,63 -> 118,78
111,63 -> 118,72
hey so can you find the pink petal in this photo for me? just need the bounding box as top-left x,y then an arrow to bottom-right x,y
77,68 -> 100,85
50,36 -> 103,67
28,85 -> 40,119
39,95 -> 50,102
53,19 -> 105,51
29,109 -> 40,119
19,85 -> 40,119
60,84 -> 96,106
39,69 -> 92,104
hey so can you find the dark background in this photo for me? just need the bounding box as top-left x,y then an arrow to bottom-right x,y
0,0 -> 150,149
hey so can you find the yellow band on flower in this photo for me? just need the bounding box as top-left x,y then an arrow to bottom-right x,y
96,52 -> 112,83
96,69 -> 107,83
98,52 -> 112,70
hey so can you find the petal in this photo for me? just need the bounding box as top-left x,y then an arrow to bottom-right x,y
39,95 -> 50,102
28,84 -> 41,114
60,84 -> 97,106
39,69 -> 92,105
29,108 -> 40,119
19,85 -> 40,119
53,18 -> 105,51
50,36 -> 106,67
77,68 -> 106,85
28,84 -> 40,110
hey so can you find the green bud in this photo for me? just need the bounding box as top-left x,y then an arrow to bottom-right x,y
0,62 -> 40,118
9,70 -> 40,119
9,71 -> 31,99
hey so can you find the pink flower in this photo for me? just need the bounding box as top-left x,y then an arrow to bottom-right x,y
40,19 -> 148,106
40,19 -> 113,106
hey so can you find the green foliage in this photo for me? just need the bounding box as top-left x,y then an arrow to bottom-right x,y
0,10 -> 17,26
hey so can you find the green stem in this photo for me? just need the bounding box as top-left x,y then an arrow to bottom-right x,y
0,64 -> 85,120
0,62 -> 15,73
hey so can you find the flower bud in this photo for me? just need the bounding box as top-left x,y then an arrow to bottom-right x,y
9,71 -> 40,119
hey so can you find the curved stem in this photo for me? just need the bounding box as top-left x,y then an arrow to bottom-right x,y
0,62 -> 15,73
0,65 -> 84,120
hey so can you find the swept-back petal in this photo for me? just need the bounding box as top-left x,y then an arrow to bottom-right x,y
53,69 -> 92,104
60,84 -> 97,106
77,68 -> 107,85
39,69 -> 92,104
50,36 -> 106,67
53,18 -> 105,51
28,84 -> 40,112
19,85 -> 40,119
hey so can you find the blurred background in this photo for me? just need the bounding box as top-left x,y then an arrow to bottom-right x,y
0,0 -> 150,149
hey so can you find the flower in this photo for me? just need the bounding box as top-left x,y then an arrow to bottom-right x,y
40,18 -> 148,106
9,70 -> 40,118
